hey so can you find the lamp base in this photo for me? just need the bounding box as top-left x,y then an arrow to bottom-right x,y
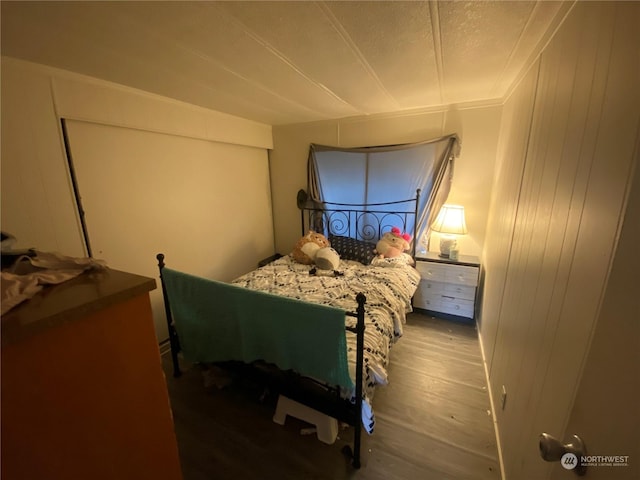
439,236 -> 457,258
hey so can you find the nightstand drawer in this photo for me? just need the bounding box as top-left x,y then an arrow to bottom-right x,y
416,261 -> 479,287
415,261 -> 449,281
436,300 -> 475,319
413,290 -> 475,319
419,280 -> 476,301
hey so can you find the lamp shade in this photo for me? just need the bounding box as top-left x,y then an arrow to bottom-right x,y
431,204 -> 468,235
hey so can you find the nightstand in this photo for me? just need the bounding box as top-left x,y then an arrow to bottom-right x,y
413,252 -> 481,322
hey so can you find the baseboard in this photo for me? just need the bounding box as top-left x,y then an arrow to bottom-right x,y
477,328 -> 507,480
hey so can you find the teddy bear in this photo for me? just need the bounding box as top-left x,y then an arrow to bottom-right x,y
375,227 -> 412,258
292,231 -> 343,276
292,230 -> 330,265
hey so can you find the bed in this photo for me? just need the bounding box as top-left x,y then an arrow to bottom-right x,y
157,192 -> 421,468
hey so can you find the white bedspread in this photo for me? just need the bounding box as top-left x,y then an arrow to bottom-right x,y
231,254 -> 420,433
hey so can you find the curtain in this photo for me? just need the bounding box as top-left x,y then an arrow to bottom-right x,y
307,134 -> 460,249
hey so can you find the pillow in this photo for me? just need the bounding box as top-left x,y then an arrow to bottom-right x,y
329,235 -> 377,265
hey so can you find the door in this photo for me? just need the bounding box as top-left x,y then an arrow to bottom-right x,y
63,119 -> 274,342
549,145 -> 639,480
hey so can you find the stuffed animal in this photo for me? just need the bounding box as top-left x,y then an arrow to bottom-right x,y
313,247 -> 340,271
292,230 -> 330,265
375,227 -> 412,258
309,246 -> 343,276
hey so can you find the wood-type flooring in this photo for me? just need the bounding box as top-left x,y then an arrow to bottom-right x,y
161,312 -> 502,480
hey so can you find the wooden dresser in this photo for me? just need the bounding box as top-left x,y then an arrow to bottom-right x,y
1,268 -> 183,480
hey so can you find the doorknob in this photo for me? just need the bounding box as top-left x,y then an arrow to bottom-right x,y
539,433 -> 587,476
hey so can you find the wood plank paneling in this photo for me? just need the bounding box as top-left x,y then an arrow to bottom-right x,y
478,59 -> 538,370
480,2 -> 639,478
162,313 -> 500,480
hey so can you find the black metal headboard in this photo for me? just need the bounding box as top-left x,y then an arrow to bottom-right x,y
299,189 -> 421,257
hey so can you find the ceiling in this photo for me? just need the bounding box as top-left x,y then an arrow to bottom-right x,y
1,1 -> 571,126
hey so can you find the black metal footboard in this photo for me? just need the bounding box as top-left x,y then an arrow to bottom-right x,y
155,253 -> 367,469
157,254 -> 181,378
345,292 -> 366,469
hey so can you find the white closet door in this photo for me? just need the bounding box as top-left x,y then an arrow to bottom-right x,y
65,120 -> 274,342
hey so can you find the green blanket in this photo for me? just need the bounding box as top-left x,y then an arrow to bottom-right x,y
162,268 -> 353,389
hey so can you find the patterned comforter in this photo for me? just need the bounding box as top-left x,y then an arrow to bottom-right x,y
231,254 -> 421,432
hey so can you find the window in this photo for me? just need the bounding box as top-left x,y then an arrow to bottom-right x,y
307,134 -> 460,248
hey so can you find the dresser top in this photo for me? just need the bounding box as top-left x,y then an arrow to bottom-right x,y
1,268 -> 156,347
416,251 -> 481,267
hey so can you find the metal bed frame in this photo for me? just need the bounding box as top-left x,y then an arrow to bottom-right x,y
156,190 -> 420,469
300,189 -> 421,258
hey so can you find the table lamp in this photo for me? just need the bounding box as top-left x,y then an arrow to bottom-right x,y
430,204 -> 468,258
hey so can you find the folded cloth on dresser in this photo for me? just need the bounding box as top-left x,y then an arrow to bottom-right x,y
1,251 -> 107,315
161,268 -> 353,390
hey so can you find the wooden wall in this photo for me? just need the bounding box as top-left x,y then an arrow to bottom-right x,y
480,2 -> 639,478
